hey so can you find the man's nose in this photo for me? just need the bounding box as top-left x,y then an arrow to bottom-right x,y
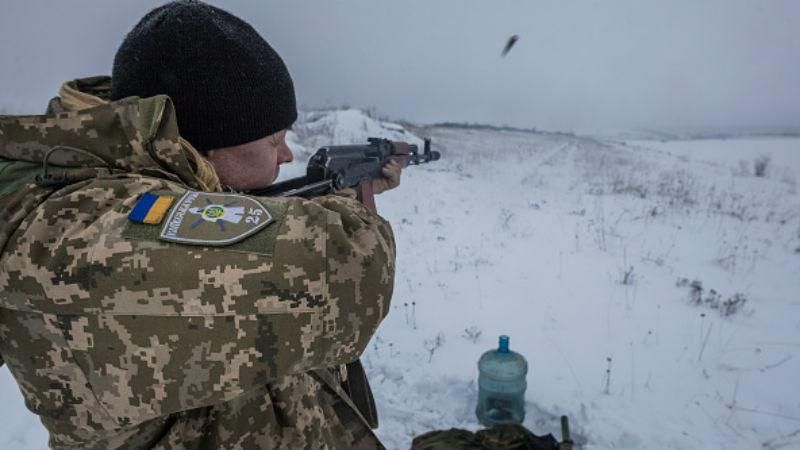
279,143 -> 293,164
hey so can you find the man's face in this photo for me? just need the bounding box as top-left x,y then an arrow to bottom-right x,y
205,129 -> 293,191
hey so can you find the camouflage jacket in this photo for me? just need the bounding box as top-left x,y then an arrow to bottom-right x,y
0,84 -> 395,449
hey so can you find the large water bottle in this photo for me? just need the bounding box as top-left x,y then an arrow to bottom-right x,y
476,335 -> 528,425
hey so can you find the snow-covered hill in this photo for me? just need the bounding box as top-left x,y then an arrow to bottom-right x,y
1,110 -> 798,449
281,109 -> 424,179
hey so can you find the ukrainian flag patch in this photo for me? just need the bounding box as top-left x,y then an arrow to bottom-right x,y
129,193 -> 175,225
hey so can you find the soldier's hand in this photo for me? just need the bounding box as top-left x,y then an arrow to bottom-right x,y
334,160 -> 402,199
372,159 -> 402,194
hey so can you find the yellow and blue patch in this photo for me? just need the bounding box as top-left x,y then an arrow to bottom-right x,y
128,193 -> 174,225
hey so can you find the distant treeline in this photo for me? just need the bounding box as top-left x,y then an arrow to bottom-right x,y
431,122 -> 542,134
428,122 -> 588,139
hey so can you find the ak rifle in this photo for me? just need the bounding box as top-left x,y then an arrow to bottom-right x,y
249,137 -> 440,211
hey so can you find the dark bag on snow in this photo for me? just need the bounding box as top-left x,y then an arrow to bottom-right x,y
411,424 -> 559,450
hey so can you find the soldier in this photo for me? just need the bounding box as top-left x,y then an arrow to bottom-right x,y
0,1 -> 399,449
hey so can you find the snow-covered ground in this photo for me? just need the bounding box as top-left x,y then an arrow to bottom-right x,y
1,110 -> 798,449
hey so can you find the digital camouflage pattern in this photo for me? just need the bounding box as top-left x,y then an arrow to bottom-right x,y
0,87 -> 395,449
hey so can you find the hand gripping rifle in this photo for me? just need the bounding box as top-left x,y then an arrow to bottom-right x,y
249,137 -> 440,212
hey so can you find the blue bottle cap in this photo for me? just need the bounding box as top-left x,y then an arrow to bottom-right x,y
498,335 -> 510,353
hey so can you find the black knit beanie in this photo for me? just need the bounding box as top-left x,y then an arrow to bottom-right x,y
111,0 -> 297,153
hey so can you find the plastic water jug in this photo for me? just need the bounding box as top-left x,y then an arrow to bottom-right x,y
476,335 -> 528,425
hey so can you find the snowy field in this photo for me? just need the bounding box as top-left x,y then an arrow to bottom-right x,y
1,110 -> 799,449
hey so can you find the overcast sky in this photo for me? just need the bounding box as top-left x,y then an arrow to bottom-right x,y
1,0 -> 798,133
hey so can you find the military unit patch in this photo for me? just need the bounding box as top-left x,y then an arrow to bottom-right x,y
128,193 -> 174,225
156,191 -> 274,246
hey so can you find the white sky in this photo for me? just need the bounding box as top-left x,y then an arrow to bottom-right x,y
1,0 -> 799,133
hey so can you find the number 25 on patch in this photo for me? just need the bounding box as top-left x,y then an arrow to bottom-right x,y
245,207 -> 264,224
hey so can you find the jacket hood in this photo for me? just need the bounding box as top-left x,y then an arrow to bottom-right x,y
48,75 -> 111,113
0,76 -> 218,191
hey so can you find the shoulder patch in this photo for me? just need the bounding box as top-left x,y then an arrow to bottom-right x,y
158,191 -> 273,246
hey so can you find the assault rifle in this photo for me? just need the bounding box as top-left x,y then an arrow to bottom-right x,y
249,137 -> 440,211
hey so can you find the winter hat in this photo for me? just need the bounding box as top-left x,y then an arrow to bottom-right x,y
111,0 -> 297,153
